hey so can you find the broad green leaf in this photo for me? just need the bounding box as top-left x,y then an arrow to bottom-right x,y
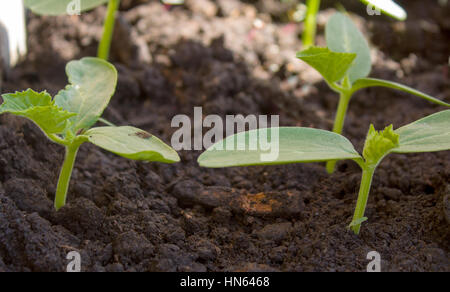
0,89 -> 76,134
360,0 -> 407,21
297,47 -> 357,84
393,110 -> 450,154
198,127 -> 362,168
351,78 -> 450,108
54,57 -> 117,133
85,126 -> 180,163
326,13 -> 371,84
24,0 -> 108,16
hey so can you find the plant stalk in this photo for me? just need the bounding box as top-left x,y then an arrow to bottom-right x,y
302,0 -> 321,48
97,0 -> 120,60
350,166 -> 376,234
54,144 -> 81,211
326,90 -> 352,173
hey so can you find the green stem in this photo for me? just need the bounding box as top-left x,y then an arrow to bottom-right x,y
350,166 -> 375,234
331,91 -> 351,135
54,141 -> 84,211
302,0 -> 321,48
98,117 -> 116,127
97,0 -> 120,60
326,90 -> 352,173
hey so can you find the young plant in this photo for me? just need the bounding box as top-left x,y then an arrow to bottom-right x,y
24,0 -> 119,60
302,0 -> 407,48
302,0 -> 321,49
198,110 -> 450,234
24,0 -> 185,59
0,57 -> 180,210
297,12 -> 450,173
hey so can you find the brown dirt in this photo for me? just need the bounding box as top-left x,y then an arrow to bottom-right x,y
0,0 -> 448,272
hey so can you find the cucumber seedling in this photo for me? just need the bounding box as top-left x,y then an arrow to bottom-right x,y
297,12 -> 450,173
302,0 -> 407,48
24,0 -> 185,60
24,0 -> 119,60
0,57 -> 180,210
198,110 -> 450,234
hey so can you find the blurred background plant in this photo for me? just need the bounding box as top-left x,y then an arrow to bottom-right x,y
281,0 -> 408,48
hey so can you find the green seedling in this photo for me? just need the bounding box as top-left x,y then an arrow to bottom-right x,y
198,110 -> 450,234
302,0 -> 407,48
23,0 -> 185,59
24,0 -> 119,60
302,0 -> 321,49
297,12 -> 450,173
0,57 -> 180,210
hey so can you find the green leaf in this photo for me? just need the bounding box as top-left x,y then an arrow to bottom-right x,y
0,89 -> 52,109
85,126 -> 180,163
297,47 -> 357,84
198,127 -> 362,168
0,89 -> 76,134
351,78 -> 450,108
326,12 -> 371,84
393,110 -> 450,154
360,0 -> 407,21
363,124 -> 399,165
54,57 -> 117,133
24,0 -> 109,16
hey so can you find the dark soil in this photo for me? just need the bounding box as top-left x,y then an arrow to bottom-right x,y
0,0 -> 449,272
